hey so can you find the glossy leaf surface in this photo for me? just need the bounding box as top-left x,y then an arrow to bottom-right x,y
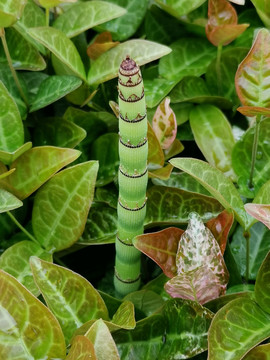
145,185 -> 224,227
0,270 -> 66,359
190,104 -> 235,177
88,39 -> 171,84
6,146 -> 80,200
134,227 -> 184,277
243,344 -> 270,360
32,161 -> 98,252
144,77 -> 177,108
28,27 -> 86,81
124,290 -> 165,317
0,240 -> 52,296
30,75 -> 82,112
159,38 -> 216,81
0,28 -> 46,71
53,1 -> 125,38
66,335 -> 97,360
0,142 -> 32,166
152,97 -> 177,149
148,163 -> 174,181
208,298 -> 270,360
154,0 -> 207,18
95,0 -> 148,41
114,299 -> 213,359
250,0 -> 270,27
231,222 -> 270,280
232,118 -> 270,196
237,106 -> 270,117
0,188 -> 22,213
30,257 -> 109,344
85,319 -> 120,360
245,204 -> 270,229
0,0 -> 26,27
170,158 -> 248,228
0,81 -> 23,153
255,251 -> 270,314
235,28 -> 270,108
147,122 -> 164,167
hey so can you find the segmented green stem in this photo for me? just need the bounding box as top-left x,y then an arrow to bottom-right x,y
114,56 -> 148,296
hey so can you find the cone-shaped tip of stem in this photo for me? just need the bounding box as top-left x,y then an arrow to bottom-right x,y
120,55 -> 137,71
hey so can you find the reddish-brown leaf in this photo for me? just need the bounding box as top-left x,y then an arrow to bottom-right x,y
237,106 -> 270,117
235,29 -> 270,108
152,98 -> 177,150
207,24 -> 249,46
244,203 -> 270,230
134,227 -> 184,278
206,210 -> 234,255
87,32 -> 119,60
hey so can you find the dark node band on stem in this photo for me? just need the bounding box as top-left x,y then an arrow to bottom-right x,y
118,198 -> 147,212
119,137 -> 147,149
116,235 -> 134,247
120,112 -> 146,123
114,270 -> 141,284
119,166 -> 147,178
119,89 -> 144,103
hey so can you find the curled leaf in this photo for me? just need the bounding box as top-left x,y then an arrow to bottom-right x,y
87,32 -> 119,60
152,97 -> 177,149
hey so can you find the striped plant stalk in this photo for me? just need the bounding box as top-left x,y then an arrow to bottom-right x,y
114,56 -> 148,296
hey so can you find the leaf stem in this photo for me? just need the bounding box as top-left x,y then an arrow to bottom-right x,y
7,211 -> 41,246
46,8 -> 50,27
0,28 -> 29,106
249,115 -> 261,189
216,44 -> 223,95
244,231 -> 250,283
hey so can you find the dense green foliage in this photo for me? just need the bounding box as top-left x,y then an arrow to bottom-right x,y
0,0 -> 270,359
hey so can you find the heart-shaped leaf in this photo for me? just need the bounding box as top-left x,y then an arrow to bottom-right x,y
153,0 -> 207,18
88,39 -> 171,85
145,185 -> 224,227
208,297 -> 270,360
85,319 -> 120,360
243,344 -> 270,360
0,270 -> 66,359
159,38 -> 216,81
30,75 -> 82,112
32,161 -> 98,252
152,97 -> 177,149
235,28 -> 270,108
134,227 -> 184,278
66,335 -> 97,360
0,240 -> 52,296
0,0 -> 26,27
255,250 -> 270,314
0,81 -> 23,153
232,118 -> 270,197
0,188 -> 22,213
28,27 -> 86,81
30,257 -> 109,344
170,158 -> 249,228
53,1 -> 126,38
190,104 -> 236,178
5,146 -> 81,200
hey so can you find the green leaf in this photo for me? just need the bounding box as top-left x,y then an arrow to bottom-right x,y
0,81 -> 23,153
30,257 -> 109,344
144,77 -> 177,109
95,0 -> 148,41
154,0 -> 207,18
5,146 -> 81,200
30,75 -> 82,112
206,48 -> 248,105
243,344 -> 270,360
114,299 -> 213,359
0,0 -> 26,27
145,185 -> 224,226
235,29 -> 270,108
0,188 -> 22,213
208,297 -> 270,360
232,119 -> 270,197
253,179 -> 270,204
0,240 -> 52,296
0,28 -> 46,71
124,290 -> 165,317
32,161 -> 98,252
34,117 -> 86,149
13,0 -> 46,54
20,71 -> 48,103
78,202 -> 118,245
0,142 -> 32,166
190,104 -> 235,178
53,1 -> 126,38
90,133 -> 119,187
250,0 -> 270,28
0,270 -> 66,359
147,121 -> 164,168
66,335 -> 97,360
88,39 -> 171,85
170,158 -> 249,228
170,76 -> 232,109
85,319 -> 120,360
28,27 -> 86,81
255,251 -> 270,314
159,38 -> 216,81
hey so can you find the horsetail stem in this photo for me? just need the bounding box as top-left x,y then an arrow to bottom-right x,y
114,56 -> 148,296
